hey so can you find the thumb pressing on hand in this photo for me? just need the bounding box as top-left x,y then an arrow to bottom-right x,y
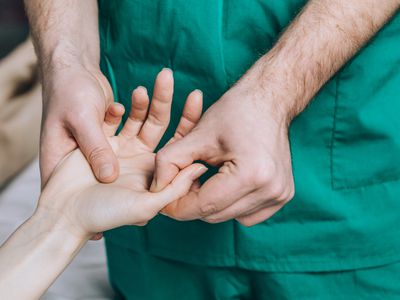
151,133 -> 205,192
73,115 -> 119,183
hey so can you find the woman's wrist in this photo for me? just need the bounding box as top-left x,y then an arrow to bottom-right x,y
32,192 -> 91,243
29,208 -> 88,252
0,207 -> 87,299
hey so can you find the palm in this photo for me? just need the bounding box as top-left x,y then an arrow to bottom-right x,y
116,152 -> 155,191
41,69 -> 204,237
67,142 -> 157,233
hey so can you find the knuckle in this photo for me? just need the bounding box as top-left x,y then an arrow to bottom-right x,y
240,169 -> 260,188
276,181 -> 295,202
284,186 -> 295,201
147,113 -> 169,127
257,165 -> 275,184
268,182 -> 285,200
67,109 -> 89,126
242,165 -> 274,188
88,146 -> 110,163
65,107 -> 98,129
199,202 -> 218,217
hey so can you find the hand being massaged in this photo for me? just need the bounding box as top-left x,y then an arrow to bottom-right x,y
0,69 -> 207,298
38,68 -> 206,238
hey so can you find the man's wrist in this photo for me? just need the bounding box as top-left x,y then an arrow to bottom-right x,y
235,55 -> 300,126
39,42 -> 99,76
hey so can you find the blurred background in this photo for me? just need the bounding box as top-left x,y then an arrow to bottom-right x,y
0,0 -> 29,57
0,0 -> 113,298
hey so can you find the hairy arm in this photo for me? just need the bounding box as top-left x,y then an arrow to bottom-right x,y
24,0 -> 99,72
249,0 -> 400,122
153,0 -> 400,225
24,0 -> 118,186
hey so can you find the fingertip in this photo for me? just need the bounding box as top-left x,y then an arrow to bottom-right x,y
104,103 -> 124,136
132,86 -> 149,106
161,67 -> 173,77
114,102 -> 125,115
192,89 -> 203,98
133,86 -> 148,96
157,68 -> 174,86
108,102 -> 125,117
98,164 -> 116,182
95,157 -> 119,183
190,164 -> 208,180
185,90 -> 203,120
188,89 -> 203,105
171,163 -> 207,186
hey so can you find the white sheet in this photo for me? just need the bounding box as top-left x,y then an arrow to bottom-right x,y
0,159 -> 114,300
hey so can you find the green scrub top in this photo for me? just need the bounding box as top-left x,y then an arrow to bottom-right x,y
98,0 -> 400,272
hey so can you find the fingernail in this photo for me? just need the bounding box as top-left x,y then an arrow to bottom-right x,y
162,67 -> 173,74
135,86 -> 147,93
191,166 -> 208,179
99,164 -> 114,179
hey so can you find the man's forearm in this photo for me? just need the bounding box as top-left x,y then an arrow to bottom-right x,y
24,0 -> 100,72
243,0 -> 399,121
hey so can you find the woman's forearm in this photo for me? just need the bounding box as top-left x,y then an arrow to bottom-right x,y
24,0 -> 100,72
0,208 -> 86,299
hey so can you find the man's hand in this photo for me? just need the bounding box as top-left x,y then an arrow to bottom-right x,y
40,69 -> 205,237
40,65 -> 117,185
23,0 -> 117,186
152,77 -> 294,226
151,0 -> 399,226
152,68 -> 296,226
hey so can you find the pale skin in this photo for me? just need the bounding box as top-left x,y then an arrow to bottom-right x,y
24,0 -> 399,225
0,70 -> 206,299
1,0 -> 397,298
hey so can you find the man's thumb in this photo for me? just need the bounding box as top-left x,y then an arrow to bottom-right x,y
74,121 -> 118,183
151,134 -> 202,192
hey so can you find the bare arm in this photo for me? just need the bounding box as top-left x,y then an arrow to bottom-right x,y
152,0 -> 400,225
248,0 -> 400,122
0,214 -> 84,299
24,0 -> 118,186
0,70 -> 204,299
24,0 -> 99,73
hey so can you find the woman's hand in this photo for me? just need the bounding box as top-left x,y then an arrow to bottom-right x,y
0,69 -> 204,299
38,69 -> 206,239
